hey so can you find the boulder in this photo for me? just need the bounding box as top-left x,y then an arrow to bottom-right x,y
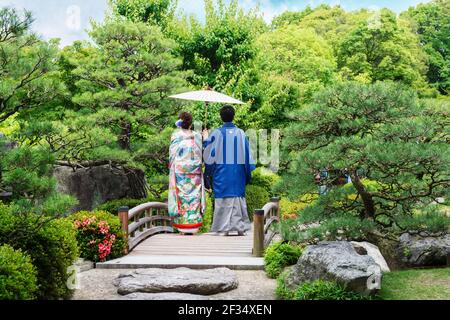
351,241 -> 390,272
121,292 -> 209,300
113,267 -> 238,295
284,241 -> 382,295
53,164 -> 146,212
397,232 -> 450,267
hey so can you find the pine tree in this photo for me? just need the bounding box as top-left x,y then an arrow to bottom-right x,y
278,82 -> 449,242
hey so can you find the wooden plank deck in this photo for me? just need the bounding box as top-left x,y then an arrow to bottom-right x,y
96,230 -> 264,270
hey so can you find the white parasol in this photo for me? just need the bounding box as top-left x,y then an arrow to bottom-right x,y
169,89 -> 244,128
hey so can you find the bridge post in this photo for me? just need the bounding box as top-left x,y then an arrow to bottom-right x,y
270,196 -> 280,220
118,206 -> 129,254
253,209 -> 265,257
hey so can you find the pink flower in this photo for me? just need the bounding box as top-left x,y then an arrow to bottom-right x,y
98,220 -> 110,235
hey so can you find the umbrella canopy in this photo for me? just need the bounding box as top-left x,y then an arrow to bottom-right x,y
169,90 -> 244,104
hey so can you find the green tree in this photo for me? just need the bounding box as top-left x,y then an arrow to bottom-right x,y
337,9 -> 430,93
278,82 -> 449,240
294,5 -> 370,50
0,142 -> 76,216
0,8 -> 64,122
234,26 -> 336,129
111,0 -> 177,32
174,0 -> 267,91
0,8 -> 75,217
271,6 -> 314,29
22,20 -> 189,197
401,0 -> 450,95
67,20 -> 187,151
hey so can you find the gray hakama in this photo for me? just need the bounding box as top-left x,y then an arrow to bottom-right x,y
211,197 -> 251,233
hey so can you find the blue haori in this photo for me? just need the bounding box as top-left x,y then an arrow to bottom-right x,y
203,122 -> 256,199
211,197 -> 251,233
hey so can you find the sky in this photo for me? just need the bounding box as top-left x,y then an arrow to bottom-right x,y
0,0 -> 431,47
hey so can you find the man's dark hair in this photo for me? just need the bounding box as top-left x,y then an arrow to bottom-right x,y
220,105 -> 235,123
179,111 -> 193,129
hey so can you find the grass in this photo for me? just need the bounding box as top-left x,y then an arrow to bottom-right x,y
379,267 -> 450,300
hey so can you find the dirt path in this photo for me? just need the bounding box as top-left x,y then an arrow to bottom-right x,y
71,268 -> 277,300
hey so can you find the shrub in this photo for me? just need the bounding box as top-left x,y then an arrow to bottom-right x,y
279,198 -> 376,244
27,218 -> 79,299
293,280 -> 371,300
250,167 -> 280,196
0,208 -> 79,299
275,272 -> 295,300
276,275 -> 371,300
0,244 -> 38,300
68,210 -> 126,262
246,185 -> 269,221
280,194 -> 317,220
264,242 -> 302,278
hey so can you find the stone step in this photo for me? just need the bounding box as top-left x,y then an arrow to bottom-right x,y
96,255 -> 264,270
113,267 -> 238,296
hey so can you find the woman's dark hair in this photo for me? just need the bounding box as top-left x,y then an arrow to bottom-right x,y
220,105 -> 235,122
179,111 -> 193,129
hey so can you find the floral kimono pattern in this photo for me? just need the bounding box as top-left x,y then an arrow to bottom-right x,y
168,129 -> 205,232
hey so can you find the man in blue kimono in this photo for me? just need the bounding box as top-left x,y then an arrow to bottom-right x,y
203,105 -> 256,236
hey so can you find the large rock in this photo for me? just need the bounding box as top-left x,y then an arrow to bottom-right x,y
121,292 -> 209,300
285,241 -> 382,295
53,164 -> 146,212
397,232 -> 450,267
113,267 -> 238,295
351,241 -> 390,272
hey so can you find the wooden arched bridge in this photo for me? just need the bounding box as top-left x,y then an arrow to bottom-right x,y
97,198 -> 281,270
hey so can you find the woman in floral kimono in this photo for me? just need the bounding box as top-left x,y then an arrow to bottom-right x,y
168,112 -> 205,234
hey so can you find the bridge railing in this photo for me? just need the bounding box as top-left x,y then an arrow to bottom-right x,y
253,197 -> 281,257
117,197 -> 280,255
118,202 -> 173,252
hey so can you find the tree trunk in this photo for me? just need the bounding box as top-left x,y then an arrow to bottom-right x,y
118,121 -> 132,151
351,174 -> 376,219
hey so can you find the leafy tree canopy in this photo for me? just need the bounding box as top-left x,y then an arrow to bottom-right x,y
337,9 -> 431,94
111,0 -> 177,32
0,8 -> 75,217
173,0 -> 267,91
0,8 -> 64,122
234,26 -> 336,129
401,0 -> 449,94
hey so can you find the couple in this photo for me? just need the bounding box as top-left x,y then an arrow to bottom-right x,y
168,105 -> 255,236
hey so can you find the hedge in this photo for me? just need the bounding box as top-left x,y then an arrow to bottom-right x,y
0,244 -> 38,300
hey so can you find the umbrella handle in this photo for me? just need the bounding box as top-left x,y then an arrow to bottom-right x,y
204,101 -> 208,129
